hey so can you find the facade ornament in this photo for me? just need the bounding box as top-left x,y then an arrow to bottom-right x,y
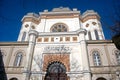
43,45 -> 72,53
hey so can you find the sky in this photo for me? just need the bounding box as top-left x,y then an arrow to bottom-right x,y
0,0 -> 119,41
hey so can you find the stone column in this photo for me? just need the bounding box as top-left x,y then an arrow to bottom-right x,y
98,29 -> 104,40
23,30 -> 38,80
77,29 -> 92,80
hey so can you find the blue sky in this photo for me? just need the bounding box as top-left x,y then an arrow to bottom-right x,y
0,0 -> 119,41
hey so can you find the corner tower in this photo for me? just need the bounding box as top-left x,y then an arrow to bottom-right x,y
81,10 -> 105,40
17,13 -> 40,41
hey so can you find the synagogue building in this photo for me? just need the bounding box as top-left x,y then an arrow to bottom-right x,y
0,7 -> 120,80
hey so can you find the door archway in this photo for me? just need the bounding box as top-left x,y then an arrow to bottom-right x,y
45,61 -> 67,80
9,77 -> 18,80
96,77 -> 106,80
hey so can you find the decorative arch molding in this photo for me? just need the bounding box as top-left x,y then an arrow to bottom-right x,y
46,61 -> 66,73
50,23 -> 69,32
90,48 -> 102,56
113,49 -> 120,65
43,54 -> 70,72
112,48 -> 119,55
14,49 -> 26,56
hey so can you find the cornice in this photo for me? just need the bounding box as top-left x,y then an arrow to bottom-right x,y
81,15 -> 100,22
81,10 -> 100,22
22,17 -> 40,24
38,32 -> 78,36
40,11 -> 80,15
38,29 -> 86,36
0,42 -> 29,46
86,40 -> 113,44
40,13 -> 80,19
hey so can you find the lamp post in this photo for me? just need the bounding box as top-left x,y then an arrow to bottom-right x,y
116,71 -> 120,80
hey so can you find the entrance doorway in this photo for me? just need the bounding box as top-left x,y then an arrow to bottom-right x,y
45,61 -> 67,80
9,78 -> 18,80
96,77 -> 106,80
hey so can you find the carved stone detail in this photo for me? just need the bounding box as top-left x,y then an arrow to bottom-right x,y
43,54 -> 70,72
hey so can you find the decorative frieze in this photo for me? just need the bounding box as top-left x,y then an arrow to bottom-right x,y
43,45 -> 71,53
44,38 -> 49,42
72,37 -> 77,41
65,37 -> 70,41
37,38 -> 42,42
43,54 -> 70,72
37,36 -> 78,43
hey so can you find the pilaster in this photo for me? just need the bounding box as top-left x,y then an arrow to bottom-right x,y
78,28 -> 92,80
23,30 -> 38,80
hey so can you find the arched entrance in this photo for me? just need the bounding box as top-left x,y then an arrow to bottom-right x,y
96,77 -> 106,80
45,61 -> 67,80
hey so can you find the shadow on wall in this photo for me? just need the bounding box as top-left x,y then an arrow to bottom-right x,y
0,50 -> 7,80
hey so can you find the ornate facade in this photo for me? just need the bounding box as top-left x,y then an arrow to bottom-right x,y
0,7 -> 120,80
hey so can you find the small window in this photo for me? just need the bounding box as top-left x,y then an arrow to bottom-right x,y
31,25 -> 35,29
92,22 -> 97,25
93,51 -> 101,66
14,52 -> 23,67
115,50 -> 120,65
21,32 -> 26,41
25,24 -> 29,28
94,30 -> 99,40
86,23 -> 89,27
51,23 -> 68,32
88,31 -> 92,40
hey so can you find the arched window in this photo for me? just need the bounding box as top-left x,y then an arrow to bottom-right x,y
14,52 -> 23,67
88,31 -> 92,40
51,23 -> 68,32
93,51 -> 101,66
115,50 -> 120,65
21,32 -> 26,41
94,30 -> 99,40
